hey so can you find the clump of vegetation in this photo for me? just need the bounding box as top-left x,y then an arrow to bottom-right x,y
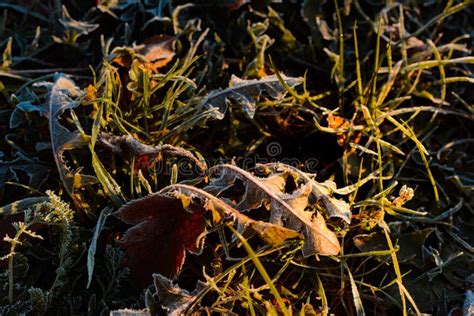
0,0 -> 473,315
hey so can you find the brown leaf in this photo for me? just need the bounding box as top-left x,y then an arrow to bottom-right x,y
112,35 -> 177,72
327,113 -> 350,146
258,163 -> 352,224
114,194 -> 207,288
161,184 -> 302,247
152,273 -> 205,316
116,180 -> 301,288
139,35 -> 177,72
207,164 -> 340,257
327,113 -> 362,148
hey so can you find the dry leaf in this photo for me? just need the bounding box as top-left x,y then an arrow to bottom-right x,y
112,34 -> 177,72
139,34 -> 177,72
207,164 -> 340,257
98,133 -> 206,172
115,183 -> 300,288
327,113 -> 362,148
161,184 -> 302,247
258,163 -> 352,224
152,273 -> 205,316
47,75 -> 97,208
114,194 -> 207,288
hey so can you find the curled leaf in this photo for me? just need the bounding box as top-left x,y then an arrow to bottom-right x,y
207,164 -> 340,257
259,163 -> 352,224
48,74 -> 97,208
152,273 -> 206,316
200,74 -> 303,119
98,133 -> 206,172
160,184 -> 302,246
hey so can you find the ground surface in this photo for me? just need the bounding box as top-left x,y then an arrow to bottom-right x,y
0,1 -> 473,315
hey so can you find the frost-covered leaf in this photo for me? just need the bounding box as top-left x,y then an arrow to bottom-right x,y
59,6 -> 98,36
0,196 -> 48,215
463,290 -> 474,316
160,184 -> 302,247
47,74 -> 97,207
87,207 -> 113,288
9,101 -> 47,128
152,273 -> 206,316
200,74 -> 303,119
110,309 -> 150,316
353,227 -> 435,267
259,163 -> 352,224
114,193 -> 207,288
0,154 -> 49,200
98,133 -> 207,172
116,183 -> 301,287
207,164 -> 340,257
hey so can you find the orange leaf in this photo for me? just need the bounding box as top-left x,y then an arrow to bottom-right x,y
139,34 -> 177,72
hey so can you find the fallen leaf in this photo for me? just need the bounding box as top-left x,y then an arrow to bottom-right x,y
139,35 -> 177,72
200,74 -> 303,119
46,74 -> 97,208
114,194 -> 207,288
116,182 -> 302,287
98,133 -> 206,172
112,35 -> 177,72
327,113 -> 362,147
152,273 -> 206,316
160,184 -> 302,247
207,164 -> 340,257
258,163 -> 352,224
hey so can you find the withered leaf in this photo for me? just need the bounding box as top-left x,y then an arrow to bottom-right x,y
116,182 -> 302,288
47,74 -> 97,208
259,163 -> 352,224
98,133 -> 207,172
139,34 -> 177,72
152,273 -> 206,316
114,193 -> 207,288
207,164 -> 340,257
200,74 -> 303,120
327,113 -> 362,147
112,34 -> 177,72
160,184 -> 302,247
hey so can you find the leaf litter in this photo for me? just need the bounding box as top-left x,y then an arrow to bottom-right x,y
0,1 -> 473,315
